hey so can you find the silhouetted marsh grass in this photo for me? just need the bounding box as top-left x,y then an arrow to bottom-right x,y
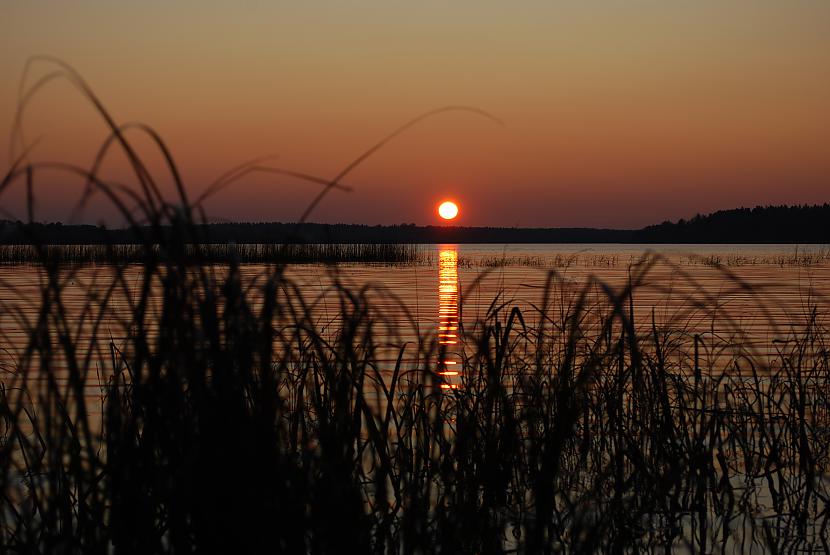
461,250 -> 830,270
456,253 -> 620,269
679,247 -> 830,268
1,58 -> 830,553
0,242 -> 424,266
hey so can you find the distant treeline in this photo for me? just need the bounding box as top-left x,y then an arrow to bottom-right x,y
1,203 -> 828,244
637,204 -> 830,243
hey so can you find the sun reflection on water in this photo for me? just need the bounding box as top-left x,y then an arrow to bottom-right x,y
437,246 -> 461,389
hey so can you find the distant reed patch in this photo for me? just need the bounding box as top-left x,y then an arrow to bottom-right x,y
0,242 -> 425,265
455,253 -> 620,268
679,247 -> 830,267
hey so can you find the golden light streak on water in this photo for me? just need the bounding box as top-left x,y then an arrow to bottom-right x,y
437,245 -> 462,389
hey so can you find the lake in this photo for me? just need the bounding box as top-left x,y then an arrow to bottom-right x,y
2,243 -> 827,391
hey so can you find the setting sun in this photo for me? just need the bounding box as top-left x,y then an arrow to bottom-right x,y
438,201 -> 459,221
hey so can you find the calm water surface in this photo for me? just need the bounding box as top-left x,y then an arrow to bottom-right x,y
1,243 -> 828,390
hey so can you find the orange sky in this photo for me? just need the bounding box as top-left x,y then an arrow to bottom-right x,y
2,1 -> 829,228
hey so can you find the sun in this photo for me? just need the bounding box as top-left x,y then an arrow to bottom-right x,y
438,200 -> 459,221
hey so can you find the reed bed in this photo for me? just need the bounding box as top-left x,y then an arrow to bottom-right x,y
1,58 -> 829,553
0,242 -> 424,266
458,250 -> 830,270
679,248 -> 830,268
457,253 -> 621,269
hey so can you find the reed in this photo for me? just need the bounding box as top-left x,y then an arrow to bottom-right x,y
0,242 -> 424,266
680,247 -> 830,268
457,253 -> 620,269
3,247 -> 830,553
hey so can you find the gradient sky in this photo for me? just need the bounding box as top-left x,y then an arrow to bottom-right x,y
2,1 -> 829,228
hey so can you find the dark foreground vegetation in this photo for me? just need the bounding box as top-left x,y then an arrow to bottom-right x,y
3,235 -> 830,553
2,203 -> 830,245
1,59 -> 829,554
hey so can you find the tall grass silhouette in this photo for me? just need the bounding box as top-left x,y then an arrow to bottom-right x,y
1,58 -> 829,553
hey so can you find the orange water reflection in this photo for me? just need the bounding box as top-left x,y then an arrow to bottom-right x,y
437,246 -> 461,389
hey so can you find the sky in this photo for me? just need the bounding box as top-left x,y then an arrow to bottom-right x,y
1,1 -> 829,228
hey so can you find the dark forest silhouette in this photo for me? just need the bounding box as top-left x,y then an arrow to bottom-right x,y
1,203 -> 828,245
